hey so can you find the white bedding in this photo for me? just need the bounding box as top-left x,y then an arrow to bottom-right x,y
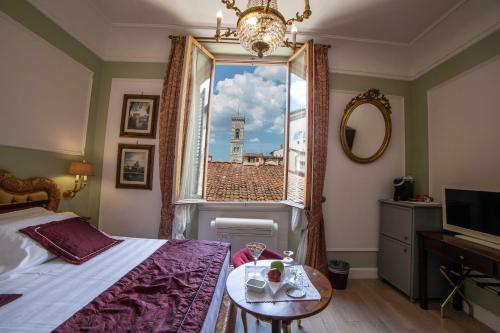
0,209 -> 78,276
0,230 -> 229,332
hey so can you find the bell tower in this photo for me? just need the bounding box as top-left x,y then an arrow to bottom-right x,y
230,111 -> 245,163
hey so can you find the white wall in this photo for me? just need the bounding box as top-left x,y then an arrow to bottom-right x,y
0,13 -> 93,155
99,78 -> 163,238
324,91 -> 405,251
428,56 -> 500,202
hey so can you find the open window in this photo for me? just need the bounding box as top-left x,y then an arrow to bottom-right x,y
284,41 -> 313,209
175,37 -> 313,209
174,36 -> 215,202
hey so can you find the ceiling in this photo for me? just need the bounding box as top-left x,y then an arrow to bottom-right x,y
91,0 -> 463,45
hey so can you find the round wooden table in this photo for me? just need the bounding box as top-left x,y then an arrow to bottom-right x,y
226,260 -> 333,333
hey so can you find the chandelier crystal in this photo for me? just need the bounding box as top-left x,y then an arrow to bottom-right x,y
215,0 -> 312,57
237,0 -> 286,57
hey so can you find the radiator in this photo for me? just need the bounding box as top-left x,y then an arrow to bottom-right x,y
210,217 -> 278,256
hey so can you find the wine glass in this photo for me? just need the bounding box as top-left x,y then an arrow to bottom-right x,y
246,242 -> 266,278
282,250 -> 294,266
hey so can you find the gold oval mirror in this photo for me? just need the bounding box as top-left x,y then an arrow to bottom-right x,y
339,89 -> 392,163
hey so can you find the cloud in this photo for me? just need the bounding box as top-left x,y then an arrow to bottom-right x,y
269,114 -> 285,134
210,70 -> 286,134
290,77 -> 307,111
254,66 -> 287,84
250,137 -> 260,143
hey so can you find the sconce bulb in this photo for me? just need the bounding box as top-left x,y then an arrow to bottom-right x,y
216,10 -> 223,19
291,24 -> 298,33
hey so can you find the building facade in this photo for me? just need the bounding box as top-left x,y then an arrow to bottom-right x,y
230,113 -> 245,163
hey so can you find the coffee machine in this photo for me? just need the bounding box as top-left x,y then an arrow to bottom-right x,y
393,176 -> 414,201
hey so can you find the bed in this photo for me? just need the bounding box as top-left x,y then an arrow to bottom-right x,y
0,170 -> 236,333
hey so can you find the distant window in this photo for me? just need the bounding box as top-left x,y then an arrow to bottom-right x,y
235,128 -> 240,139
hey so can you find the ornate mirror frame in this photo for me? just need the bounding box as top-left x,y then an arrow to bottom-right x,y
339,89 -> 392,164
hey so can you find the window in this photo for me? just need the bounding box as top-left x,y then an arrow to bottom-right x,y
176,37 -> 313,208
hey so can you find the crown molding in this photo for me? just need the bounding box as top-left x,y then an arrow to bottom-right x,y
109,0 -> 468,48
27,0 -> 107,58
408,0 -> 467,46
411,20 -> 500,80
20,0 -> 500,82
111,22 -> 411,46
330,68 -> 412,81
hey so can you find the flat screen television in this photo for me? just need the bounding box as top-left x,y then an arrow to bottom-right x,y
443,186 -> 500,247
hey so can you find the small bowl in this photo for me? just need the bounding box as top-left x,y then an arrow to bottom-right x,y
246,278 -> 267,293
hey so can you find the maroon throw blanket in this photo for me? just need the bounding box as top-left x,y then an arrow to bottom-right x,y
0,294 -> 21,307
54,239 -> 230,333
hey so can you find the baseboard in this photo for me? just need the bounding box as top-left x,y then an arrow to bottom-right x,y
348,267 -> 378,279
463,301 -> 500,332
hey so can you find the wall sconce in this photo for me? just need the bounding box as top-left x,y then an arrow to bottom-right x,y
63,160 -> 95,199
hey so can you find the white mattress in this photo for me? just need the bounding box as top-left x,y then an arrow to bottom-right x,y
0,237 -> 229,333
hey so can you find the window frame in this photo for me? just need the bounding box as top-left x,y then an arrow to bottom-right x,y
174,37 -> 313,208
174,36 -> 215,203
282,41 -> 314,209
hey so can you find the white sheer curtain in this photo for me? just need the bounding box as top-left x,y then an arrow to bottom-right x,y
172,204 -> 196,239
172,44 -> 212,239
291,207 -> 308,264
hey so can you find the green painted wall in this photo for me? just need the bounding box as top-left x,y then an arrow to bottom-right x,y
0,0 -> 102,221
88,62 -> 167,221
405,28 -> 500,321
2,0 -> 500,321
330,29 -> 500,318
408,28 -> 500,194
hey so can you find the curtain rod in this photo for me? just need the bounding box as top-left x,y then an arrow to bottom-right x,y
168,35 -> 330,48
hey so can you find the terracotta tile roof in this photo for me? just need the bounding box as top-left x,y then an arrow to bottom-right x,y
206,161 -> 283,201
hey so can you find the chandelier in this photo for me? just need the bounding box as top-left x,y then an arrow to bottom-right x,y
215,0 -> 312,57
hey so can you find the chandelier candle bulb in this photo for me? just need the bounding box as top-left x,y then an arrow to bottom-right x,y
216,10 -> 223,28
216,10 -> 223,41
291,24 -> 297,48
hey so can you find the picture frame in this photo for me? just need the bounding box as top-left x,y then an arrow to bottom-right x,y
120,94 -> 159,138
116,144 -> 155,190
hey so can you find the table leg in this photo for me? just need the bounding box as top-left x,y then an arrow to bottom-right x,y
271,319 -> 282,333
451,263 -> 464,311
418,234 -> 428,310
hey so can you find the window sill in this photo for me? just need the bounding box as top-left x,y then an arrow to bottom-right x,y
175,200 -> 304,211
197,201 -> 290,211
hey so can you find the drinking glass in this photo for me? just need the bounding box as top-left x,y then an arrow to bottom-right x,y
246,242 -> 266,278
282,250 -> 294,266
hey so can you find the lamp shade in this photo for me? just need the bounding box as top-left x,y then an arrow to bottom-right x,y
68,161 -> 95,176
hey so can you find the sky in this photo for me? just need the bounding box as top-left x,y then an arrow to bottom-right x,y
208,64 -> 287,161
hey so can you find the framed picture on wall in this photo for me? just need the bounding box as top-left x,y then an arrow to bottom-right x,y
120,94 -> 159,138
116,144 -> 155,189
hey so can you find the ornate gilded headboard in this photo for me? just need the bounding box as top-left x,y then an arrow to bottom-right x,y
0,170 -> 61,212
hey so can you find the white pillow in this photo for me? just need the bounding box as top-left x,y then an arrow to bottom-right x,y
0,207 -> 50,222
0,211 -> 78,276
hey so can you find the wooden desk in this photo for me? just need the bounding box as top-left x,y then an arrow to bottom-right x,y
418,231 -> 500,309
226,260 -> 333,333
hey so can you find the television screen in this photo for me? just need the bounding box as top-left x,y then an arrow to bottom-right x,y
444,188 -> 500,238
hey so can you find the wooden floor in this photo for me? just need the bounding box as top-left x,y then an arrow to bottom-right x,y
234,279 -> 495,333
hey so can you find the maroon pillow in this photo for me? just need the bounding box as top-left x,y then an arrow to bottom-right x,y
20,217 -> 122,264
